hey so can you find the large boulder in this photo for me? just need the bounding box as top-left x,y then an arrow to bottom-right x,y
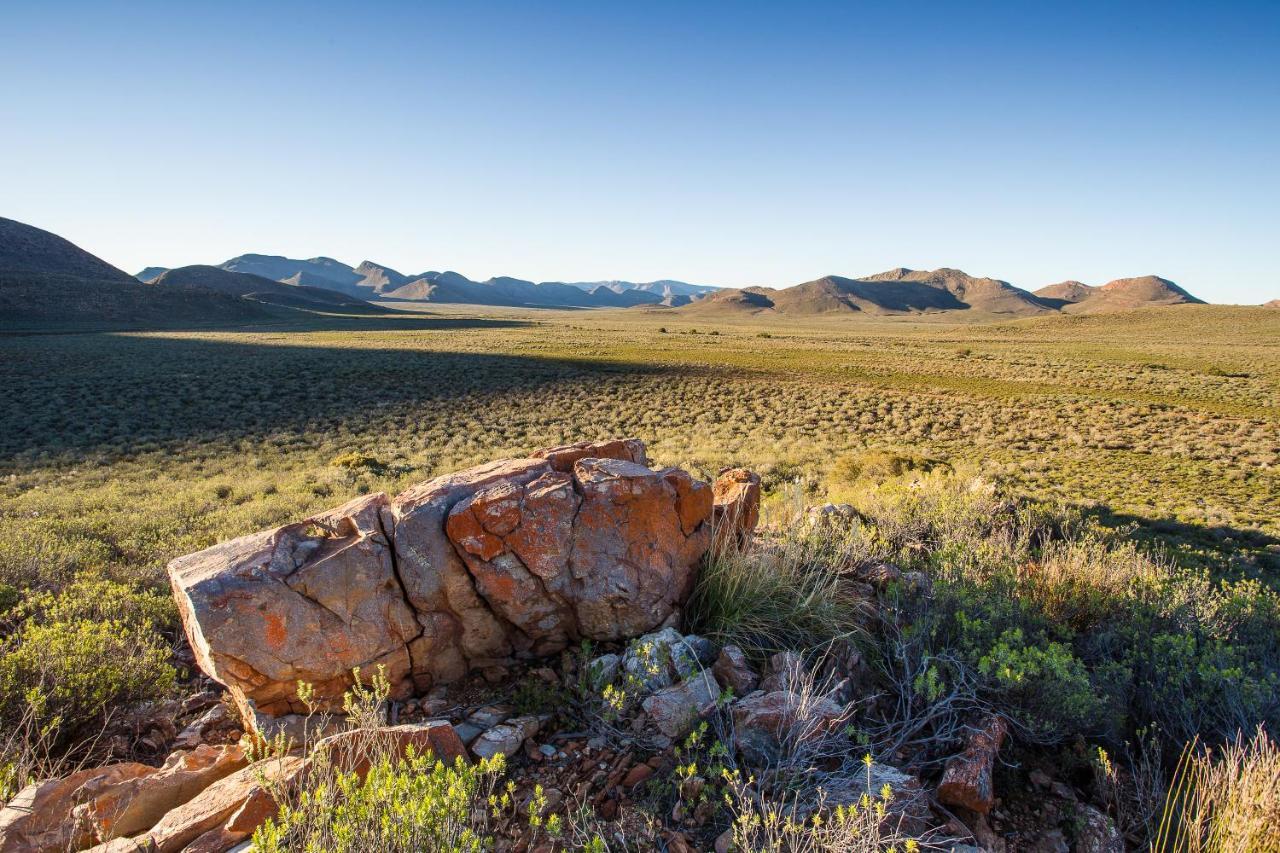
168,493 -> 418,716
168,440 -> 755,724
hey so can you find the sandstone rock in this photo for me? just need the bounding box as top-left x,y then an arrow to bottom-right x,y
72,745 -> 247,844
937,715 -> 1008,814
386,458 -> 553,687
168,493 -> 418,716
643,671 -> 721,737
170,441 -> 734,732
1073,803 -> 1123,853
145,755 -> 306,853
570,460 -> 712,639
0,763 -> 153,853
531,438 -> 647,472
314,721 -> 469,774
446,470 -> 581,655
712,644 -> 758,696
711,468 -> 762,552
731,689 -> 845,765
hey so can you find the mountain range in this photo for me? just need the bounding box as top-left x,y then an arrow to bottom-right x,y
0,216 -> 1230,327
680,268 -> 1203,318
138,256 -> 717,308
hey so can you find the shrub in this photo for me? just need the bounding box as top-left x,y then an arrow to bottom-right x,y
254,750 -> 506,853
0,577 -> 176,753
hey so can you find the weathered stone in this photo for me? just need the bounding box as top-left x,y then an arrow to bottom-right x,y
570,460 -> 712,639
168,493 -> 418,716
642,672 -> 721,737
169,441 -> 736,732
467,704 -> 513,729
387,457 -> 552,688
584,653 -> 621,688
145,755 -> 306,853
72,745 -> 247,844
0,763 -> 153,853
446,471 -> 580,655
712,644 -> 758,696
1073,804 -> 1124,853
531,438 -> 647,472
315,721 -> 469,774
731,689 -> 845,765
711,468 -> 762,552
937,715 -> 1008,814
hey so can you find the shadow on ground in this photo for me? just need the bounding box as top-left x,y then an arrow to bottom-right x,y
0,321 -> 672,459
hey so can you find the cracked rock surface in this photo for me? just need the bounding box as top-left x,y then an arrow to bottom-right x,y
167,439 -> 757,723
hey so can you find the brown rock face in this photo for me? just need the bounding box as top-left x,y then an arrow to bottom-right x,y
711,468 -> 762,552
0,763 -> 153,853
532,438 -> 647,472
168,440 -> 753,726
937,714 -> 1008,814
168,493 -> 418,716
72,745 -> 247,844
731,689 -> 846,765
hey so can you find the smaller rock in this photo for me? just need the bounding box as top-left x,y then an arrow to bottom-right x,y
467,704 -> 514,729
0,763 -> 153,853
731,689 -> 845,766
622,764 -> 654,789
712,644 -> 758,696
471,716 -> 540,761
682,635 -> 718,666
758,651 -> 802,693
937,715 -> 1008,814
1073,804 -> 1123,853
642,671 -> 721,738
711,468 -> 762,552
73,744 -> 247,843
452,722 -> 483,745
585,653 -> 621,688
1028,769 -> 1052,790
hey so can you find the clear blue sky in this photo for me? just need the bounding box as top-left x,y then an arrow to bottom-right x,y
2,1 -> 1277,303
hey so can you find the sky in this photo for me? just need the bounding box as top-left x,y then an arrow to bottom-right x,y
2,1 -> 1277,303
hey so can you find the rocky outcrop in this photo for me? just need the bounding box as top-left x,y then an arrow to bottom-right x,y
710,468 -> 761,552
0,764 -> 153,853
167,440 -> 759,727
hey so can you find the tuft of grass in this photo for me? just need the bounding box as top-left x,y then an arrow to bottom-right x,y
687,525 -> 869,659
1155,726 -> 1280,852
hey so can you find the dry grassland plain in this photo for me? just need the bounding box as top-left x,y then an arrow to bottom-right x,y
1,302 -> 1276,596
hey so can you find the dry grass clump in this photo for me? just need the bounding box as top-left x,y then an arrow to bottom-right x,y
1154,726 -> 1280,852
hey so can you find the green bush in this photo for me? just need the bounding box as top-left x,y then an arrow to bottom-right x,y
254,751 -> 505,853
0,577 -> 176,749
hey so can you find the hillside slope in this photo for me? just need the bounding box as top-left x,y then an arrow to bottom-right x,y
0,217 -> 270,327
150,265 -> 378,313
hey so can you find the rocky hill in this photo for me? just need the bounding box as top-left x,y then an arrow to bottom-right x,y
150,266 -> 378,313
684,268 -> 1203,318
0,217 -> 272,327
1034,275 -> 1203,313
